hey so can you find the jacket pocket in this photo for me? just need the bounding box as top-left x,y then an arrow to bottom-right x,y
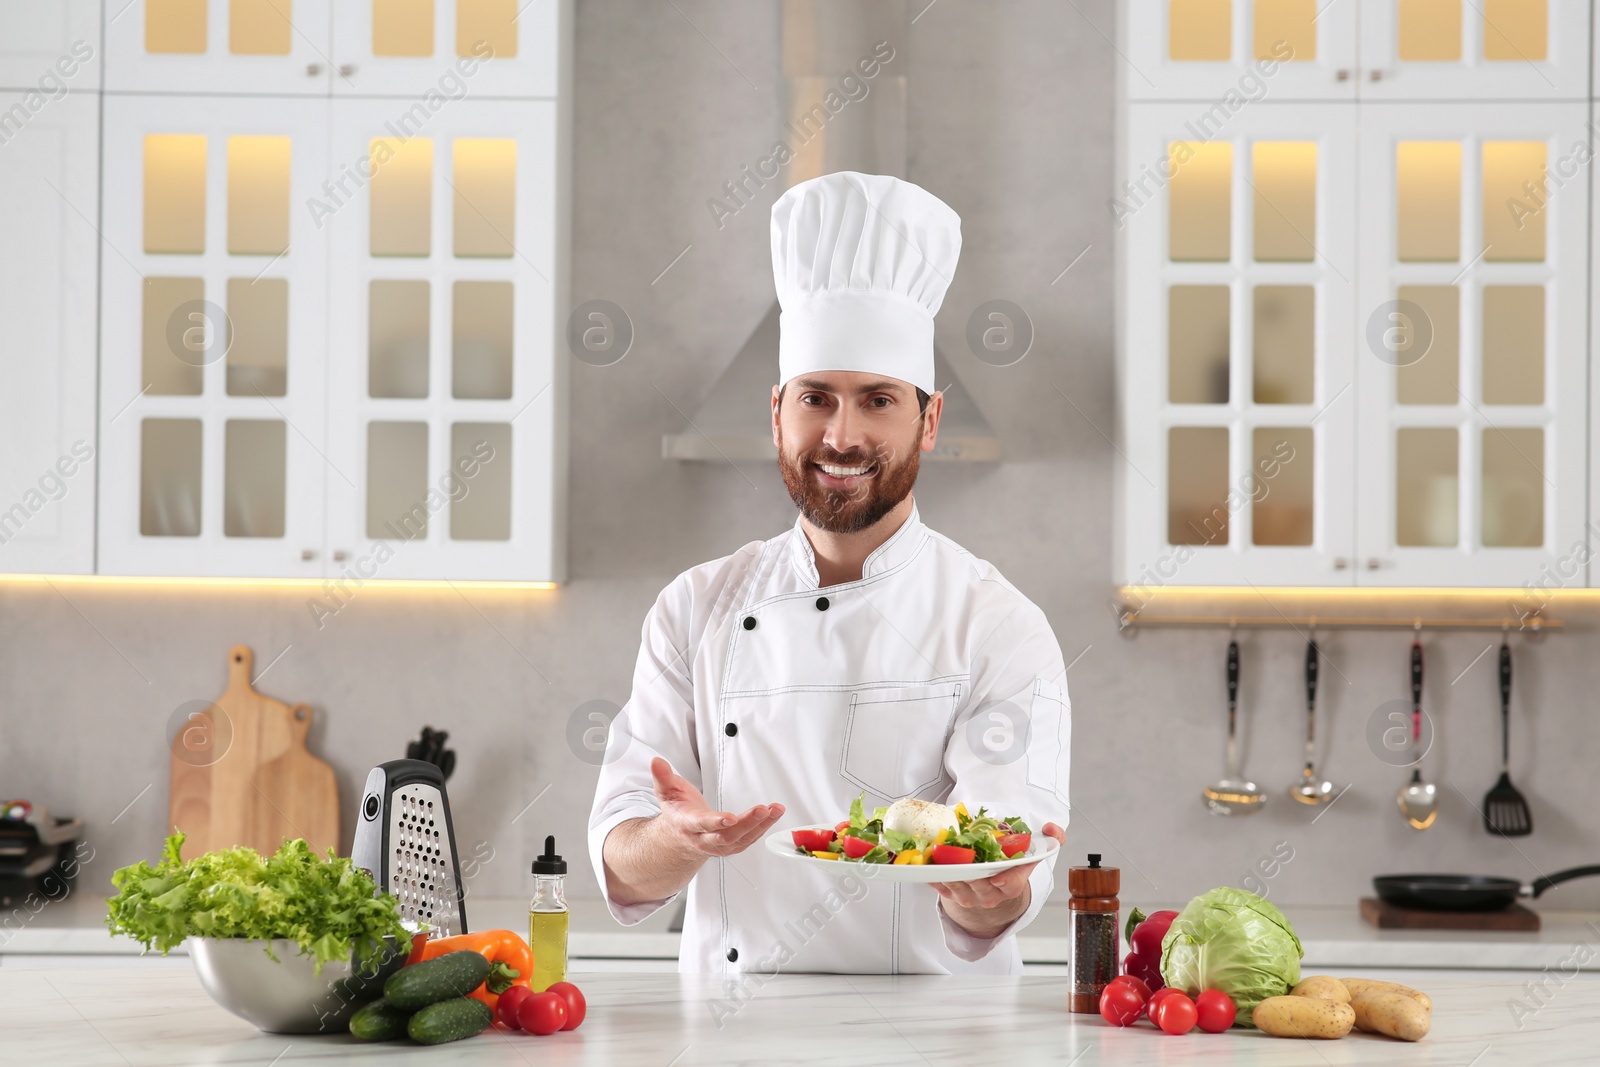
840,682 -> 963,802
1025,677 -> 1069,804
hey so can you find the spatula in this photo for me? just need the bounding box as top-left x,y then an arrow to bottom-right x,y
1483,639 -> 1533,837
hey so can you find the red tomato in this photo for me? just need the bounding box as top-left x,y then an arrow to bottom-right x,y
1098,982 -> 1145,1027
1108,974 -> 1151,1002
998,833 -> 1031,858
1145,986 -> 1181,1022
835,820 -> 852,834
790,828 -> 836,852
545,981 -> 586,1031
838,835 -> 874,859
495,985 -> 533,1029
929,844 -> 977,864
518,991 -> 568,1036
1155,993 -> 1198,1036
1194,989 -> 1236,1033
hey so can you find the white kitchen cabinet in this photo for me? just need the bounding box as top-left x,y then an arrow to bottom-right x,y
329,0 -> 561,99
322,98 -> 562,581
1123,0 -> 1360,101
0,0 -> 101,91
1117,104 -> 1359,586
1125,2 -> 1588,102
103,0 -> 334,95
0,89 -> 100,575
1359,0 -> 1589,101
97,94 -> 332,578
1354,103 -> 1589,587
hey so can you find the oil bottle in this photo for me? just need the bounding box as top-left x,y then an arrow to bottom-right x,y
529,835 -> 569,992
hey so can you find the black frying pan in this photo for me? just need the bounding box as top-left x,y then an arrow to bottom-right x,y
1375,865 -> 1600,911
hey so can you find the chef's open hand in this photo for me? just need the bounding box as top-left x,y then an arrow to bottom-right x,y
651,757 -> 785,858
931,822 -> 1066,940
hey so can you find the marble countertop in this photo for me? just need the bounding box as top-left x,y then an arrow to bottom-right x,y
4,965 -> 1593,1065
14,892 -> 1600,972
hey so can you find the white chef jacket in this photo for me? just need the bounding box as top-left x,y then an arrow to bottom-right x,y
587,500 -> 1071,974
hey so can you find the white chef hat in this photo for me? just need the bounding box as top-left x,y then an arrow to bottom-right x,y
771,171 -> 961,396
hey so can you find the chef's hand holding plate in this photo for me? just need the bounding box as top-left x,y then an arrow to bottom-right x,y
931,822 -> 1065,935
650,757 -> 785,858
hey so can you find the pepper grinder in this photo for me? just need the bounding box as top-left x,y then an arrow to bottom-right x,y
1067,853 -> 1120,1013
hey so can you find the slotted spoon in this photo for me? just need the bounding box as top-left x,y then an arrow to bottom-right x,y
1483,639 -> 1532,836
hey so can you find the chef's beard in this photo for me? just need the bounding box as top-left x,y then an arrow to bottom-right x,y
777,430 -> 921,534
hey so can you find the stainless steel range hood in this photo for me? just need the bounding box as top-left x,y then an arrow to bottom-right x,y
662,0 -> 999,464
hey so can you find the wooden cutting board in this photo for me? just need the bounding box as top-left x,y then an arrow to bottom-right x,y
168,646 -> 339,857
1360,897 -> 1540,931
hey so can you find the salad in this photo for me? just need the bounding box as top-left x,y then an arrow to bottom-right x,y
790,794 -> 1033,866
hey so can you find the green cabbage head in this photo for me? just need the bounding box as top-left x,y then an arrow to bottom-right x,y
1159,886 -> 1304,1024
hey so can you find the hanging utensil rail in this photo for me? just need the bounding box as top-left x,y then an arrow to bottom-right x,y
1117,613 -> 1560,633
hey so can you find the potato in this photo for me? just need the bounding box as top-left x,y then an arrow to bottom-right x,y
1252,995 -> 1356,1039
1339,977 -> 1432,1012
1291,975 -> 1352,1004
1351,991 -> 1431,1042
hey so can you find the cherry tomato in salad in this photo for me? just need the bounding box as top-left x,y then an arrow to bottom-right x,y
835,820 -> 852,834
790,828 -> 836,852
838,835 -> 874,859
1145,986 -> 1181,1022
546,981 -> 587,1031
1098,982 -> 1145,1027
1194,989 -> 1236,1033
928,844 -> 977,864
997,833 -> 1031,858
517,991 -> 568,1036
1107,974 -> 1151,1002
1154,992 -> 1198,1036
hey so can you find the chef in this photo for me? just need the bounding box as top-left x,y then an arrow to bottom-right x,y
588,171 -> 1071,975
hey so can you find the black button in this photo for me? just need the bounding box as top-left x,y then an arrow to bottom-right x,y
727,948 -> 739,962
724,722 -> 738,737
816,597 -> 830,611
742,616 -> 757,630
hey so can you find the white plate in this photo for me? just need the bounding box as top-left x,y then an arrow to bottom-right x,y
764,826 -> 1061,884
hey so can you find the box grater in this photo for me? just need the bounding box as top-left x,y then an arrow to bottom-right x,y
350,759 -> 468,936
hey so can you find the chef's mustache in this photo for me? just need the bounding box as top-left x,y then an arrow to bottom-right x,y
804,445 -> 893,468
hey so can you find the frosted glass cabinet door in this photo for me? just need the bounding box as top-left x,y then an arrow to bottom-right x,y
103,0 -> 333,94
323,98 -> 562,581
1355,103 -> 1588,586
329,0 -> 566,98
1359,0 -> 1589,100
97,95 -> 332,577
1122,0 -> 1358,100
0,0 -> 101,91
0,91 -> 100,575
1117,104 -> 1358,587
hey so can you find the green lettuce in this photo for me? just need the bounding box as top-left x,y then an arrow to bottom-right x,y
1159,886 -> 1304,1024
106,831 -> 409,974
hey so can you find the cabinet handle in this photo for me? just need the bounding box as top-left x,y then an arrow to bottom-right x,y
1336,69 -> 1350,82
1366,558 -> 1382,570
1333,557 -> 1349,570
306,63 -> 323,76
302,548 -> 317,561
1369,69 -> 1384,82
339,63 -> 357,77
333,550 -> 349,563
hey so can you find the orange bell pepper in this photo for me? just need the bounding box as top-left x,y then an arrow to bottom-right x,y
415,929 -> 533,1010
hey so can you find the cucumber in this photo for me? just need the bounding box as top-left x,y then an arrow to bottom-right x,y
348,999 -> 412,1041
383,950 -> 492,1010
407,997 -> 495,1045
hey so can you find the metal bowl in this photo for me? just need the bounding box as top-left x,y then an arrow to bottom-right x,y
189,935 -> 406,1034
